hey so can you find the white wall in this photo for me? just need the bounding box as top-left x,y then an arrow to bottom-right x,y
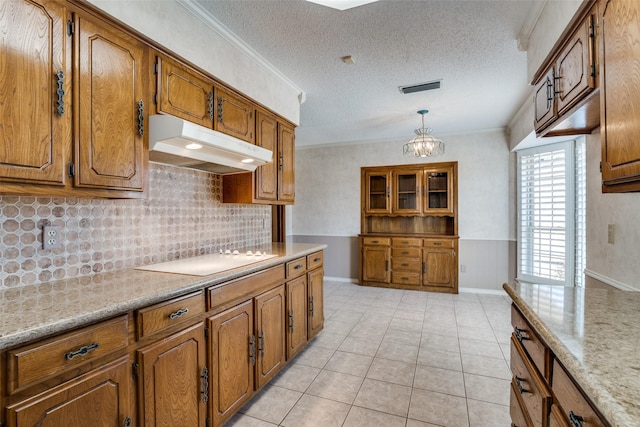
87,0 -> 301,124
293,130 -> 515,290
585,132 -> 640,290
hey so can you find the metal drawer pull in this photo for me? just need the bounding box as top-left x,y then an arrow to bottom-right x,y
314,257 -> 321,262
65,342 -> 99,360
402,251 -> 409,255
168,308 -> 189,320
294,264 -> 304,270
433,242 -> 442,246
514,326 -> 528,343
569,411 -> 584,427
401,263 -> 409,267
372,240 -> 379,243
515,376 -> 529,394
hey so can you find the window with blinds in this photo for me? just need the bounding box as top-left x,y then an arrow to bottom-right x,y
517,139 -> 583,286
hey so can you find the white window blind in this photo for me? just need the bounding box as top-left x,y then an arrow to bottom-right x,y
518,142 -> 575,285
574,138 -> 586,287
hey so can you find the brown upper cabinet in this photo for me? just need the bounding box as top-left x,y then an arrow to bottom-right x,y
599,0 -> 640,192
0,0 -> 70,187
0,0 -> 148,198
73,9 -> 147,192
533,2 -> 599,138
363,164 -> 456,218
154,54 -> 215,128
222,110 -> 296,205
214,87 -> 255,144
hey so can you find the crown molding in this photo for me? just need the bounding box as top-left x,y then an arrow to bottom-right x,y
517,0 -> 548,51
175,0 -> 306,104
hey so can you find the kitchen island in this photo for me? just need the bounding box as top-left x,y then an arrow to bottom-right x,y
0,242 -> 325,427
504,281 -> 640,427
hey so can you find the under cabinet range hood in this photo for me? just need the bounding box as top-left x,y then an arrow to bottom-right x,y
148,114 -> 272,175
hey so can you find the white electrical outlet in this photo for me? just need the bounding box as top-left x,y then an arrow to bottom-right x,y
43,225 -> 62,249
460,264 -> 466,273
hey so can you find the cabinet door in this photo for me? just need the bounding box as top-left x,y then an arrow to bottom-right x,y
209,300 -> 254,426
215,87 -> 254,143
156,55 -> 214,128
307,268 -> 324,340
0,0 -> 70,185
6,356 -> 130,427
556,13 -> 596,115
137,322 -> 207,427
424,166 -> 454,214
423,248 -> 455,288
255,110 -> 278,201
286,276 -> 308,360
392,170 -> 422,214
278,121 -> 296,203
75,12 -> 146,191
533,67 -> 557,133
363,170 -> 391,213
600,0 -> 640,192
361,245 -> 391,283
255,285 -> 286,388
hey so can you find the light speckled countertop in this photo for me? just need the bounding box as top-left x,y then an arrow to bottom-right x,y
504,282 -> 640,427
0,242 -> 326,350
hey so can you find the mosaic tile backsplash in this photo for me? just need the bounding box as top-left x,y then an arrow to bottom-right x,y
0,163 -> 271,288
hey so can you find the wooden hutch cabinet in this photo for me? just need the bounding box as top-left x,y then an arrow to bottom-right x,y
359,162 -> 458,293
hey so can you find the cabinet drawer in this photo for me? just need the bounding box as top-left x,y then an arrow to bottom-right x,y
362,237 -> 391,246
510,380 -> 533,427
136,291 -> 204,339
512,304 -> 548,378
552,359 -> 606,427
208,265 -> 285,310
391,237 -> 421,247
392,247 -> 421,257
511,335 -> 552,427
286,257 -> 307,279
391,257 -> 421,271
423,239 -> 455,248
306,251 -> 323,270
7,315 -> 128,394
391,272 -> 421,285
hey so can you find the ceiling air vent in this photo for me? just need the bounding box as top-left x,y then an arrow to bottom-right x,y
398,80 -> 442,94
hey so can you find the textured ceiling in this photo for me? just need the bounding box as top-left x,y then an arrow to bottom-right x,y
194,0 -> 538,147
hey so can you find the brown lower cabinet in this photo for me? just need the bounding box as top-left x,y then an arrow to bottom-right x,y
1,251 -> 324,427
509,304 -> 609,427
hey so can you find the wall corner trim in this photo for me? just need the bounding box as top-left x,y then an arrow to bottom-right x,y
584,269 -> 638,292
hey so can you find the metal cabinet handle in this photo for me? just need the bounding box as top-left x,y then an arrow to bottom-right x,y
168,308 -> 189,320
514,326 -> 528,343
65,342 -> 99,360
56,70 -> 65,115
217,97 -> 224,123
433,242 -> 442,246
569,411 -> 584,427
309,296 -> 315,317
201,367 -> 209,403
314,257 -> 321,262
258,330 -> 265,358
289,309 -> 294,333
249,335 -> 256,366
137,100 -> 144,136
294,264 -> 303,270
515,376 -> 529,394
208,91 -> 214,121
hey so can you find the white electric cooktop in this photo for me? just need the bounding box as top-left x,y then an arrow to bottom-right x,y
135,251 -> 277,276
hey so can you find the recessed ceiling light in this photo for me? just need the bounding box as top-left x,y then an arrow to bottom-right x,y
241,159 -> 255,164
305,0 -> 379,11
185,143 -> 203,150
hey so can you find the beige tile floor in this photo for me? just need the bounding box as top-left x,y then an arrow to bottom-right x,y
227,280 -> 513,427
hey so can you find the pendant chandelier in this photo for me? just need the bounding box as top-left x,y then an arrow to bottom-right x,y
403,110 -> 444,157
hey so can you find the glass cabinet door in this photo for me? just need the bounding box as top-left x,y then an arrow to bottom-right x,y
364,171 -> 391,213
424,167 -> 454,214
392,170 -> 422,214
